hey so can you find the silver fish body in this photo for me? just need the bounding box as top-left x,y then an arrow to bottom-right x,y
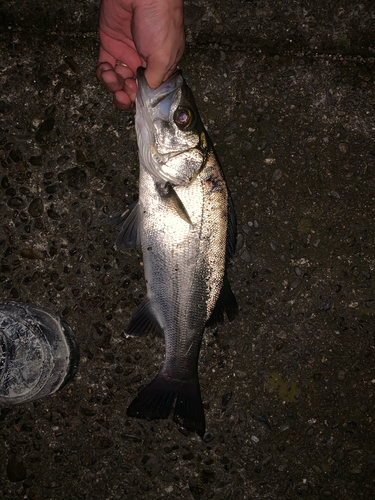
106,69 -> 237,436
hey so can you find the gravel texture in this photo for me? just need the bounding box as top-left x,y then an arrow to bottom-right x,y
0,1 -> 374,499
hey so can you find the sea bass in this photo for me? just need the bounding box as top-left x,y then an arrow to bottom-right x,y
106,68 -> 237,436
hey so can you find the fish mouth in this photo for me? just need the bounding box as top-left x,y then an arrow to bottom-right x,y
136,67 -> 183,119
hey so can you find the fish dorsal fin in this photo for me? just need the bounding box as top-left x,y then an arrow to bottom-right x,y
156,182 -> 193,226
125,295 -> 164,338
206,274 -> 238,327
104,200 -> 141,249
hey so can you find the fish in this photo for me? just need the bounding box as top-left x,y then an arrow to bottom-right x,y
105,68 -> 238,436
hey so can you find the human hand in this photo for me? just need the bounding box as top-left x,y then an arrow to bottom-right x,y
96,0 -> 185,110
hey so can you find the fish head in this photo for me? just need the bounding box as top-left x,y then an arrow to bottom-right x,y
135,68 -> 209,185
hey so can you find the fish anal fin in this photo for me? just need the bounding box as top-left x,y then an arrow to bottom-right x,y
206,274 -> 238,328
127,370 -> 205,437
103,200 -> 141,249
125,296 -> 164,338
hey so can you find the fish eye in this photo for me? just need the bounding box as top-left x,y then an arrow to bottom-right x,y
174,107 -> 195,130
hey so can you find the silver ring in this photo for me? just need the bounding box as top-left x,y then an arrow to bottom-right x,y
116,60 -> 128,68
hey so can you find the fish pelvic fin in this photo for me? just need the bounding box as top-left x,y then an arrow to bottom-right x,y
127,370 -> 205,437
103,200 -> 141,249
125,296 -> 164,338
206,273 -> 238,327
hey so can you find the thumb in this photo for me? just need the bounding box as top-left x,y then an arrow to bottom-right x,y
144,55 -> 173,89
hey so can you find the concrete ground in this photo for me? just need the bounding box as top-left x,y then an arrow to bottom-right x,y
0,1 -> 374,498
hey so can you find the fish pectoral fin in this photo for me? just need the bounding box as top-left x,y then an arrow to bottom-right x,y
127,370 -> 205,437
206,274 -> 238,327
171,192 -> 193,225
125,296 -> 164,338
103,200 -> 141,249
156,182 -> 193,226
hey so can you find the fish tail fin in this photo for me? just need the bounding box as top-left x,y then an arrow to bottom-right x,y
127,371 -> 205,437
173,380 -> 205,437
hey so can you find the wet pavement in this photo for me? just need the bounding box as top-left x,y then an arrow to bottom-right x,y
0,1 -> 374,498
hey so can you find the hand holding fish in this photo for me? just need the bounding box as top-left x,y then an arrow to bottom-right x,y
96,0 -> 185,110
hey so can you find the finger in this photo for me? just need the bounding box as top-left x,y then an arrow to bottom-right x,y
124,77 -> 137,95
114,63 -> 135,81
144,37 -> 185,89
113,90 -> 133,110
144,55 -> 174,89
97,63 -> 124,93
98,30 -> 145,76
124,78 -> 137,104
96,62 -> 114,82
97,44 -> 117,69
162,66 -> 178,83
115,49 -> 145,76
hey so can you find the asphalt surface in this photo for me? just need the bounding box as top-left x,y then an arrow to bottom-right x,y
0,1 -> 374,499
